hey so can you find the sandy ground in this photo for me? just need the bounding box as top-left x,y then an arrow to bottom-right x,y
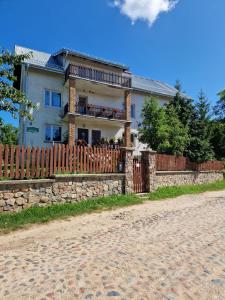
0,190 -> 225,300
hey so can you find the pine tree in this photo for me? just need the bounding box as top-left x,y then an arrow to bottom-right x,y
187,90 -> 214,163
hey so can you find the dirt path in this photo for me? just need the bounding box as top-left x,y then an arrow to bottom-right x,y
1,190 -> 225,300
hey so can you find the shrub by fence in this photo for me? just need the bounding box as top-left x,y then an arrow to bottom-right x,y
156,154 -> 224,172
0,144 -> 122,180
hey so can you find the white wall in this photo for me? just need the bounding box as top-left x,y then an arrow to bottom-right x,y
20,68 -> 125,147
20,68 -> 173,150
21,69 -> 67,147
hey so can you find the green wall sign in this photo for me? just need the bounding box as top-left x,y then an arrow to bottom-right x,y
27,127 -> 39,133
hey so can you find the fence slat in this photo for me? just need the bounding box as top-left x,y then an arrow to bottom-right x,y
40,147 -> 45,178
36,147 -> 40,178
49,147 -> 53,176
26,147 -> 30,178
45,147 -> 49,177
0,145 -> 2,179
61,145 -> 65,174
10,145 -> 14,179
15,145 -> 20,179
73,145 -> 76,173
31,147 -> 36,178
53,145 -> 57,175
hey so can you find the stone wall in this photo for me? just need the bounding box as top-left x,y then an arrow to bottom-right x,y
156,171 -> 224,189
0,174 -> 125,212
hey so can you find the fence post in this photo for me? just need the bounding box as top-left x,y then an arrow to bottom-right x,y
121,147 -> 134,194
141,150 -> 157,192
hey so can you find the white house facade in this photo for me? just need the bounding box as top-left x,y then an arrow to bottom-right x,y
15,45 -> 183,154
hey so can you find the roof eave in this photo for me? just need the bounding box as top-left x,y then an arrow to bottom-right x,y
23,62 -> 64,75
132,87 -> 174,99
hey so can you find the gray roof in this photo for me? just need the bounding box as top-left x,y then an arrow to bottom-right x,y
132,75 -> 187,98
15,45 -> 188,98
15,45 -> 64,72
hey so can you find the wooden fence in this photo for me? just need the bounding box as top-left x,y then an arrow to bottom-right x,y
0,144 -> 122,180
156,154 -> 224,172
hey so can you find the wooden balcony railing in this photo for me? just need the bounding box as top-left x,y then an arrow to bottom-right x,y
64,103 -> 126,120
65,64 -> 132,88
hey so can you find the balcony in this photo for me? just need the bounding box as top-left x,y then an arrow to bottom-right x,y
64,103 -> 126,121
65,64 -> 132,88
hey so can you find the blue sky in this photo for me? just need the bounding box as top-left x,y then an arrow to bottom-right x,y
1,0 -> 225,126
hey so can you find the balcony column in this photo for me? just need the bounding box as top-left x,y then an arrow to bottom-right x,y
124,90 -> 132,147
68,78 -> 76,145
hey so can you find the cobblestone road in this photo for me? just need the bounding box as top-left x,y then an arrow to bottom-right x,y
1,190 -> 225,300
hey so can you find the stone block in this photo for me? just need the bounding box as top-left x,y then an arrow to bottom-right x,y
40,196 -> 49,203
3,193 -> 14,200
15,197 -> 26,206
0,199 -> 5,207
6,198 -> 15,206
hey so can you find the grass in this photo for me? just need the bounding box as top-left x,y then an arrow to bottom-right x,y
0,194 -> 142,234
0,179 -> 225,234
149,179 -> 225,201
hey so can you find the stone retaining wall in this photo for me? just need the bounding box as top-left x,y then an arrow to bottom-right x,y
156,171 -> 224,189
0,174 -> 125,212
0,167 -> 224,213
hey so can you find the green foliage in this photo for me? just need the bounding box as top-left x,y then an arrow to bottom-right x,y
187,90 -> 214,163
210,120 -> 225,160
139,97 -> 189,156
0,118 -> 18,145
214,89 -> 225,120
167,91 -> 195,128
0,49 -> 35,119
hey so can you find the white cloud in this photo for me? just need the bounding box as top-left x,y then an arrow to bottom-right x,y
113,0 -> 179,26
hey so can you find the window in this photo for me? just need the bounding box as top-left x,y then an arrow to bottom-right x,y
45,90 -> 51,106
131,104 -> 136,119
45,125 -> 62,142
52,92 -> 61,107
44,90 -> 61,108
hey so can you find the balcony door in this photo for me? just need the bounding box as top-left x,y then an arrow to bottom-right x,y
78,96 -> 88,114
78,128 -> 89,144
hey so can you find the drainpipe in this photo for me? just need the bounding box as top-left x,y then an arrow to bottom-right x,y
21,63 -> 29,146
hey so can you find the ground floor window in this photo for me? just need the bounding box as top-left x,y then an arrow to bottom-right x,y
45,125 -> 62,142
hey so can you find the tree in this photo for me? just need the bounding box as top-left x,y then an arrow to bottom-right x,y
210,120 -> 225,160
139,97 -> 189,156
0,49 -> 34,119
214,89 -> 225,120
0,118 -> 18,145
187,90 -> 214,163
167,82 -> 195,128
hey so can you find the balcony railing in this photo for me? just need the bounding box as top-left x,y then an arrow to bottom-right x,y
64,103 -> 126,121
65,64 -> 132,88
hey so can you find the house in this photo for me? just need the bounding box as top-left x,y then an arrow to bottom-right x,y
14,45 -> 183,154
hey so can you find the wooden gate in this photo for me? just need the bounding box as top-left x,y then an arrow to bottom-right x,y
133,158 -> 147,193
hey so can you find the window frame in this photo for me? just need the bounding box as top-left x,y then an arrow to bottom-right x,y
131,103 -> 136,119
44,89 -> 62,108
44,124 -> 62,143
